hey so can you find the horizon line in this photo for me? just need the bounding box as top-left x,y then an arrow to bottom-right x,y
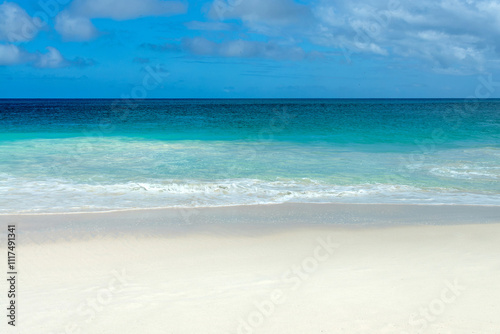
1,97 -> 499,100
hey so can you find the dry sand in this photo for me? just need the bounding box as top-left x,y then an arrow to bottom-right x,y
0,204 -> 499,333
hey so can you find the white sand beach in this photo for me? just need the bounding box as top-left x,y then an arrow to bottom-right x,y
1,204 -> 499,334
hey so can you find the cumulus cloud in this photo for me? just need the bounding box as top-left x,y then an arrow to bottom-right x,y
55,11 -> 99,41
55,0 -> 187,40
0,44 -> 95,68
0,44 -> 27,65
310,0 -> 500,72
0,2 -> 40,42
206,0 -> 500,73
209,0 -> 313,37
34,47 -> 71,68
210,0 -> 310,25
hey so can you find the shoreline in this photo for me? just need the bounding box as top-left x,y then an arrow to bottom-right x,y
1,203 -> 499,243
2,201 -> 500,217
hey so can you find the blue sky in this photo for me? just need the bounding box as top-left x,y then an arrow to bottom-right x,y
1,0 -> 500,98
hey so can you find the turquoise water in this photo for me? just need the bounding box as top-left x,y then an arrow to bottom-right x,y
0,99 -> 499,213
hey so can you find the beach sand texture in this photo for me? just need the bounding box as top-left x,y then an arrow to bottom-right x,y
1,204 -> 499,333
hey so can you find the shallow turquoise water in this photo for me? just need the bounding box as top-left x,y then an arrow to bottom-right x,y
0,99 -> 499,213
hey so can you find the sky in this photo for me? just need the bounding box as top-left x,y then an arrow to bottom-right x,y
1,0 -> 500,98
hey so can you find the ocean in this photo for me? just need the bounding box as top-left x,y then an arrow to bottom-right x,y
0,99 -> 499,213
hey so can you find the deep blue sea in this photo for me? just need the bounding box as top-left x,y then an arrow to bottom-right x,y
0,99 -> 499,213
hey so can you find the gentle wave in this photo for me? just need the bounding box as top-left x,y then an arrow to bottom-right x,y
429,166 -> 500,180
1,177 -> 499,213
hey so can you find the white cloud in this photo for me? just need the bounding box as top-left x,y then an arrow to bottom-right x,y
205,0 -> 500,73
34,47 -> 69,68
55,11 -> 99,41
0,44 -> 26,65
210,0 -> 309,25
143,37 -> 310,60
312,5 -> 345,27
0,2 -> 39,42
55,0 -> 187,40
182,37 -> 307,60
209,0 -> 313,37
309,0 -> 500,72
0,44 -> 95,68
183,37 -> 216,55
